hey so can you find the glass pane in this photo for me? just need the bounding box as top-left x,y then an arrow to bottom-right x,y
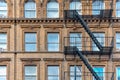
0,66 -> 6,75
0,77 -> 6,80
47,1 -> 59,18
92,0 -> 104,15
48,76 -> 59,80
48,33 -> 59,43
25,33 -> 36,42
25,11 -> 36,18
117,67 -> 120,80
48,44 -> 59,51
25,77 -> 36,80
25,66 -> 37,75
48,66 -> 59,75
70,66 -> 81,76
93,67 -> 104,80
0,0 -> 7,18
25,44 -> 36,51
0,33 -> 7,43
0,44 -> 7,51
116,1 -> 120,17
116,33 -> 120,42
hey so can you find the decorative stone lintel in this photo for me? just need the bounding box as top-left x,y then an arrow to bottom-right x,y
20,58 -> 41,61
43,58 -> 64,61
0,58 -> 11,62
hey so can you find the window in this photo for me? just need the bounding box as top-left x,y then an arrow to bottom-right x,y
47,66 -> 59,80
92,33 -> 105,51
47,33 -> 59,51
0,66 -> 7,80
93,66 -> 104,80
116,67 -> 120,80
25,33 -> 37,51
70,33 -> 82,50
70,0 -> 82,15
116,0 -> 120,17
24,66 -> 37,80
24,0 -> 36,18
116,33 -> 120,51
0,33 -> 7,51
70,66 -> 82,80
92,0 -> 104,15
0,0 -> 7,18
47,0 -> 59,18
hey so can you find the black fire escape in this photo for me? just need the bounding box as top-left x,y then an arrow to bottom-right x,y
63,0 -> 114,80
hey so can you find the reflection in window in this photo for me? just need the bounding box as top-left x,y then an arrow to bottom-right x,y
24,66 -> 37,80
48,66 -> 59,80
116,0 -> 120,17
47,0 -> 59,18
25,33 -> 37,51
116,67 -> 120,80
116,33 -> 120,51
70,66 -> 81,80
0,33 -> 7,51
92,33 -> 105,51
70,33 -> 82,50
92,0 -> 104,15
93,66 -> 104,80
70,0 -> 82,15
0,66 -> 6,80
0,0 -> 7,18
24,0 -> 36,18
47,33 -> 59,51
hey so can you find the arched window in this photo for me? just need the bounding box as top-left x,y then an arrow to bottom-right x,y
47,0 -> 59,18
70,0 -> 82,15
116,0 -> 120,17
24,0 -> 36,18
92,0 -> 104,15
0,0 -> 7,18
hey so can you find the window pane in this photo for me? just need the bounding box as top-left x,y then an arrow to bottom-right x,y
0,33 -> 7,51
25,66 -> 37,75
0,77 -> 6,80
25,33 -> 36,42
92,0 -> 104,15
25,77 -> 36,80
70,33 -> 82,50
0,0 -> 7,18
117,67 -> 120,80
70,66 -> 81,80
48,76 -> 59,80
0,66 -> 6,80
47,1 -> 59,18
24,0 -> 36,18
70,0 -> 82,14
48,66 -> 59,75
116,33 -> 120,51
25,44 -> 36,51
93,66 -> 104,80
47,33 -> 59,51
92,33 -> 105,51
48,44 -> 59,51
116,0 -> 120,17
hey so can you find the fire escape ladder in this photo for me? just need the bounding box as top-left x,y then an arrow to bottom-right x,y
73,47 -> 101,80
74,10 -> 103,51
